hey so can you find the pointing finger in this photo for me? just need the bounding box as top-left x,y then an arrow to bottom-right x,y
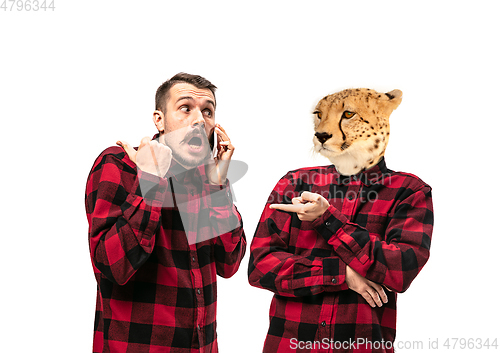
116,140 -> 137,162
116,140 -> 132,152
139,136 -> 152,149
269,204 -> 302,213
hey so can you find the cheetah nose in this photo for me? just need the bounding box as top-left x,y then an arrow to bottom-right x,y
315,132 -> 333,144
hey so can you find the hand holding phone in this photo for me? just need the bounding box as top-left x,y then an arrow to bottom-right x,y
206,124 -> 235,185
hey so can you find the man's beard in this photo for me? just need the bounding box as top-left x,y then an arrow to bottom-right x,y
162,125 -> 210,169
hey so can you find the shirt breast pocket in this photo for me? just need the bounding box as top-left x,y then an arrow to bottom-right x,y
358,213 -> 389,240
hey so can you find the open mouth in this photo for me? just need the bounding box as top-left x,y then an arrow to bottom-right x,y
188,136 -> 203,147
185,135 -> 207,152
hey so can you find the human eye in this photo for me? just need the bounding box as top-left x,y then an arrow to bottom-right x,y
203,108 -> 213,118
180,105 -> 190,113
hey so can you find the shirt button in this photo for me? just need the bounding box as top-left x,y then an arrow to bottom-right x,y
331,278 -> 336,284
189,190 -> 194,196
325,221 -> 331,226
321,321 -> 326,327
347,195 -> 354,200
192,256 -> 196,262
197,289 -> 201,295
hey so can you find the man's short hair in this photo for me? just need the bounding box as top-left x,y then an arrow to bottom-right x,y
155,73 -> 217,114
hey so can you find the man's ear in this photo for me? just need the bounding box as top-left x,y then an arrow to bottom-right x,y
153,110 -> 165,133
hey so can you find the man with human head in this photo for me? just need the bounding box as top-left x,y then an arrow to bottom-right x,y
117,72 -> 233,183
85,73 -> 246,352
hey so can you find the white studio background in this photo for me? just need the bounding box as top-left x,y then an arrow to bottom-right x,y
1,1 -> 498,352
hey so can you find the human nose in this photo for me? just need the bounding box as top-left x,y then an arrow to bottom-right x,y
191,108 -> 205,126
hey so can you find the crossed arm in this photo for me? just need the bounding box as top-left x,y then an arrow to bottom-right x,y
276,191 -> 390,306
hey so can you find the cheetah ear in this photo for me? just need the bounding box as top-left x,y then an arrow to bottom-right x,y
385,89 -> 402,110
385,89 -> 402,100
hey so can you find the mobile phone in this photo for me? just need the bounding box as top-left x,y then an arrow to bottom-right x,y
210,131 -> 218,158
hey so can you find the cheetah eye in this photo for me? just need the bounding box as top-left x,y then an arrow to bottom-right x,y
313,111 -> 322,120
343,111 -> 355,119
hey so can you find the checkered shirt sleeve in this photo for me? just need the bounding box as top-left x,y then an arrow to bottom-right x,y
85,146 -> 166,285
248,175 -> 348,297
313,177 -> 433,293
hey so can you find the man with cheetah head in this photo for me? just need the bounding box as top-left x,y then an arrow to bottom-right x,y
249,88 -> 433,353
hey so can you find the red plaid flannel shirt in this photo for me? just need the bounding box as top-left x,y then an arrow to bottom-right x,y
248,158 -> 433,353
85,144 -> 246,353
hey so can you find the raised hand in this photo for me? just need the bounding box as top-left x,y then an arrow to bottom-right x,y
116,137 -> 172,177
269,191 -> 330,222
206,124 -> 235,185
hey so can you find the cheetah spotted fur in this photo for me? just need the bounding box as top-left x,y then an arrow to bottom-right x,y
312,88 -> 402,176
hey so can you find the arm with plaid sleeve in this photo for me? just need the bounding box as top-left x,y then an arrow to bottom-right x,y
248,175 -> 348,297
206,182 -> 247,278
313,180 -> 433,293
85,147 -> 169,285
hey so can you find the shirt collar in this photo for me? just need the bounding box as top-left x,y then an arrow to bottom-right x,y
336,157 -> 390,186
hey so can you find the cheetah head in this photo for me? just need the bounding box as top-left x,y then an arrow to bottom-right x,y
313,88 -> 402,176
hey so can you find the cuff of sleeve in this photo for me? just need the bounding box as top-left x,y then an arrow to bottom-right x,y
121,192 -> 160,252
312,205 -> 348,242
314,206 -> 370,266
205,179 -> 234,208
137,169 -> 170,207
323,257 -> 348,290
